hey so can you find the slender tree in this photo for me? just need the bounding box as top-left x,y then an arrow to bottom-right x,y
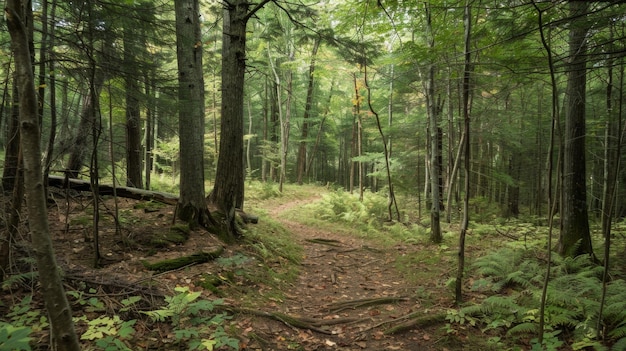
296,36 -> 320,185
424,2 -> 442,243
455,0 -> 472,304
5,2 -> 81,349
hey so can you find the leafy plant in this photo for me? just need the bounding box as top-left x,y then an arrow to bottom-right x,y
142,286 -> 239,350
462,247 -> 626,348
76,315 -> 136,351
6,295 -> 49,333
0,322 -> 31,351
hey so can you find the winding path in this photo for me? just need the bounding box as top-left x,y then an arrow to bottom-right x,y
248,197 -> 433,350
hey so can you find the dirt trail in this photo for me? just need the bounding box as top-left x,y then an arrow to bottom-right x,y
247,198 -> 434,350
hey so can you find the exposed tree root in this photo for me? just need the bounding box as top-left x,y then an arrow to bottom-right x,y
223,306 -> 363,335
325,296 -> 409,313
141,247 -> 224,273
306,238 -> 343,246
382,312 -> 446,335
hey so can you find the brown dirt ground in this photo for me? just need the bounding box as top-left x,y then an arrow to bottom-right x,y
3,192 -> 470,350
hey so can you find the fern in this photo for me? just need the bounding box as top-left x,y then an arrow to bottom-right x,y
507,322 -> 539,336
611,336 -> 626,351
472,248 -> 540,292
609,322 -> 626,340
1,272 -> 38,290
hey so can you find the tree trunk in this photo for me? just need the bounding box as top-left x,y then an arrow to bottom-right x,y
43,0 -> 57,180
6,3 -> 81,349
296,36 -> 320,185
2,83 -> 21,193
175,0 -> 210,228
425,3 -> 442,243
558,2 -> 593,257
306,82 -> 334,178
144,72 -> 155,190
210,0 -> 271,239
124,26 -> 143,189
65,72 -> 106,178
456,0 -> 472,304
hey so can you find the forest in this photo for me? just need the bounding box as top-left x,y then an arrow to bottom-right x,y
1,0 -> 626,350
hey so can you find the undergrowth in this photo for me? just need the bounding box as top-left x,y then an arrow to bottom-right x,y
1,286 -> 240,350
451,247 -> 626,350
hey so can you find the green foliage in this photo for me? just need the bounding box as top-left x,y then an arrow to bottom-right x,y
5,295 -> 49,332
309,189 -> 388,228
76,315 -> 136,351
142,286 -> 239,350
1,267 -> 37,290
0,322 -> 31,351
471,248 -> 541,292
461,248 -> 626,349
246,181 -> 283,200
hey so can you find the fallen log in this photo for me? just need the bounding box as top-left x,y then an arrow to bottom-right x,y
48,175 -> 259,224
48,175 -> 179,205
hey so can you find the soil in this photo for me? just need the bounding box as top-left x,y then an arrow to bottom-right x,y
3,192 -> 462,351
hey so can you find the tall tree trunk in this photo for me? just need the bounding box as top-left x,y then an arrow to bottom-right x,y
281,58 -> 293,192
306,82 -> 334,178
65,72 -> 106,178
2,83 -> 21,192
210,0 -> 270,238
6,3 -> 81,349
425,3 -> 442,243
124,26 -> 143,188
175,0 -> 210,228
456,0 -> 472,304
558,2 -> 593,257
144,72 -> 155,189
296,36 -> 320,185
43,0 -> 57,179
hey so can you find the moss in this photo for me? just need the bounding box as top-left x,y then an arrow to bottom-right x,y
196,273 -> 224,295
149,224 -> 190,247
142,247 -> 224,272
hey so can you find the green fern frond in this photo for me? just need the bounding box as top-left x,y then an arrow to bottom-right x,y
506,322 -> 538,336
1,272 -> 38,290
460,304 -> 485,317
609,322 -> 626,340
544,305 -> 580,328
611,336 -> 626,351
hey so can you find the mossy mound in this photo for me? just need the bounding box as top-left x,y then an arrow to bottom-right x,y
130,224 -> 190,248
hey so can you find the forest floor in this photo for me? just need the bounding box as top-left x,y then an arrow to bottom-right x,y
2,185 -> 495,350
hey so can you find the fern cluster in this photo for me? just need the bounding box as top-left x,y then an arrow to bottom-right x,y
463,248 -> 626,349
309,189 -> 388,228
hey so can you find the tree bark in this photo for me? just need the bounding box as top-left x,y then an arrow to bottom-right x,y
124,25 -> 143,189
65,71 -> 106,178
456,0 -> 472,305
425,3 -> 442,243
175,0 -> 210,228
558,2 -> 593,257
210,0 -> 271,239
296,36 -> 320,185
2,83 -> 21,193
5,3 -> 81,349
